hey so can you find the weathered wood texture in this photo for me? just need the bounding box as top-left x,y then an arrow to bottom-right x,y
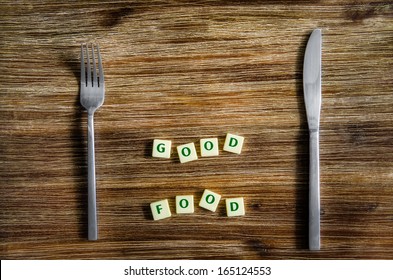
1,0 -> 393,259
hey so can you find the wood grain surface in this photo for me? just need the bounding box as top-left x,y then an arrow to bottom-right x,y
1,0 -> 393,259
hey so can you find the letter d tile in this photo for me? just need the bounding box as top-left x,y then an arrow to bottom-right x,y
226,197 -> 245,217
223,133 -> 245,154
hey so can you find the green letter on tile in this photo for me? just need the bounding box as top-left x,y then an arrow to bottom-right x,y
230,202 -> 239,212
181,147 -> 191,157
157,143 -> 165,153
179,199 -> 189,209
156,204 -> 163,214
204,141 -> 214,151
229,137 -> 238,147
206,194 -> 215,204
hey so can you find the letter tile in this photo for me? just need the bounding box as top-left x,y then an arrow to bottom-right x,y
177,142 -> 198,163
152,139 -> 172,159
223,133 -> 244,154
176,195 -> 194,214
226,197 -> 245,217
200,138 -> 219,157
150,199 -> 171,220
199,189 -> 221,212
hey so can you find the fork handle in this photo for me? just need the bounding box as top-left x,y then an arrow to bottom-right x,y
309,130 -> 320,250
88,113 -> 98,240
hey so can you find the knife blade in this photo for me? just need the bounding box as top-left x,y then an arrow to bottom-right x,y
303,28 -> 322,251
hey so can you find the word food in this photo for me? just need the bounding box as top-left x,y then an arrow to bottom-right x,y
150,189 -> 245,221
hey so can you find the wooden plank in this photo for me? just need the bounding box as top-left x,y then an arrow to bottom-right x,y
1,0 -> 392,259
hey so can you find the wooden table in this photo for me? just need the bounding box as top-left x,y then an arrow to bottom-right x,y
1,0 -> 392,259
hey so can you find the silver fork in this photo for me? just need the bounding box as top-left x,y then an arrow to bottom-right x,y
80,43 -> 105,240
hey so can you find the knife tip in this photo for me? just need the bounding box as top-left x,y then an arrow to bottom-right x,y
313,28 -> 322,35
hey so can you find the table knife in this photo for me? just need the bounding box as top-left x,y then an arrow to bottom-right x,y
303,29 -> 322,251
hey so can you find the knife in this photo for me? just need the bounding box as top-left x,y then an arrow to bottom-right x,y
303,29 -> 322,251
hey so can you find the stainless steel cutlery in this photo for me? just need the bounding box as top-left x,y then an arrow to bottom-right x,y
80,43 -> 105,241
303,29 -> 322,250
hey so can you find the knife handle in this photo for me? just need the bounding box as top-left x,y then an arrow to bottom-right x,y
309,130 -> 320,250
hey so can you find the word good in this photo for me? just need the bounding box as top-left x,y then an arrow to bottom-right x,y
150,189 -> 245,221
152,133 -> 245,163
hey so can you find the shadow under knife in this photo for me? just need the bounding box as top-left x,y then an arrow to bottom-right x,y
294,32 -> 312,250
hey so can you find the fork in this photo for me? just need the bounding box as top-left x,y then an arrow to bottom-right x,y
80,43 -> 105,240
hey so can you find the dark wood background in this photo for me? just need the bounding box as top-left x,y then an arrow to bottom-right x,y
1,0 -> 392,259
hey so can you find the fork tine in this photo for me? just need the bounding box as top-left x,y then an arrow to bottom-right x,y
86,44 -> 91,86
97,45 -> 104,87
92,44 -> 97,87
80,44 -> 86,87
